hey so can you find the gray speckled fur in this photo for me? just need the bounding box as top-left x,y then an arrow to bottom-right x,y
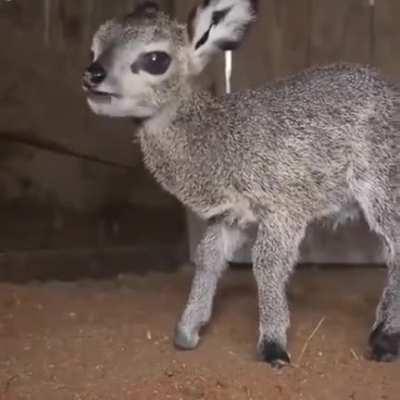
145,65 -> 400,356
85,1 -> 400,364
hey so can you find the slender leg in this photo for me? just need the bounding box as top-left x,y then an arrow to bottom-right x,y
369,229 -> 400,361
359,195 -> 400,361
252,215 -> 306,367
369,262 -> 400,362
175,222 -> 248,349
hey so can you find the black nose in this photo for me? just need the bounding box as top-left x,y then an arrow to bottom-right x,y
85,61 -> 106,85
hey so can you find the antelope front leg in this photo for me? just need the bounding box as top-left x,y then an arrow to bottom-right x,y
175,223 -> 228,350
253,217 -> 306,367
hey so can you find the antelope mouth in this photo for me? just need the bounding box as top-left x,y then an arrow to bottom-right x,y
82,84 -> 120,102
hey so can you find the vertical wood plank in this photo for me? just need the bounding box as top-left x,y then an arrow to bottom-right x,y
232,0 -> 310,90
374,0 -> 400,79
309,0 -> 372,66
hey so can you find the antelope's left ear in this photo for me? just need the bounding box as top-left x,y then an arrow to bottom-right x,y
187,0 -> 258,74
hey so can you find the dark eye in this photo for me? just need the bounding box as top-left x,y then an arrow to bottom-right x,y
132,51 -> 172,75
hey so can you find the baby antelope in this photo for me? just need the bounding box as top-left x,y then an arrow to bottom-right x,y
83,0 -> 400,367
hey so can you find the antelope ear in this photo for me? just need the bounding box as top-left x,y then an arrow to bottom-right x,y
187,0 -> 258,74
130,1 -> 160,18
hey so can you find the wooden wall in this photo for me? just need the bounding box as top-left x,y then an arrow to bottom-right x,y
0,0 -> 186,275
231,0 -> 400,87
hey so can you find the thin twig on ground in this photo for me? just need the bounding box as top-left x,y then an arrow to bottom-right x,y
350,348 -> 360,360
296,317 -> 326,366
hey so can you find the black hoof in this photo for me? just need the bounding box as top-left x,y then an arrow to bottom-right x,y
369,322 -> 400,362
258,341 -> 290,368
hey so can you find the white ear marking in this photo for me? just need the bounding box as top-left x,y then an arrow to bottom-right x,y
187,0 -> 257,74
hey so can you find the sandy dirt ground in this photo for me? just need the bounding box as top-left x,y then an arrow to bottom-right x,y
0,265 -> 399,400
